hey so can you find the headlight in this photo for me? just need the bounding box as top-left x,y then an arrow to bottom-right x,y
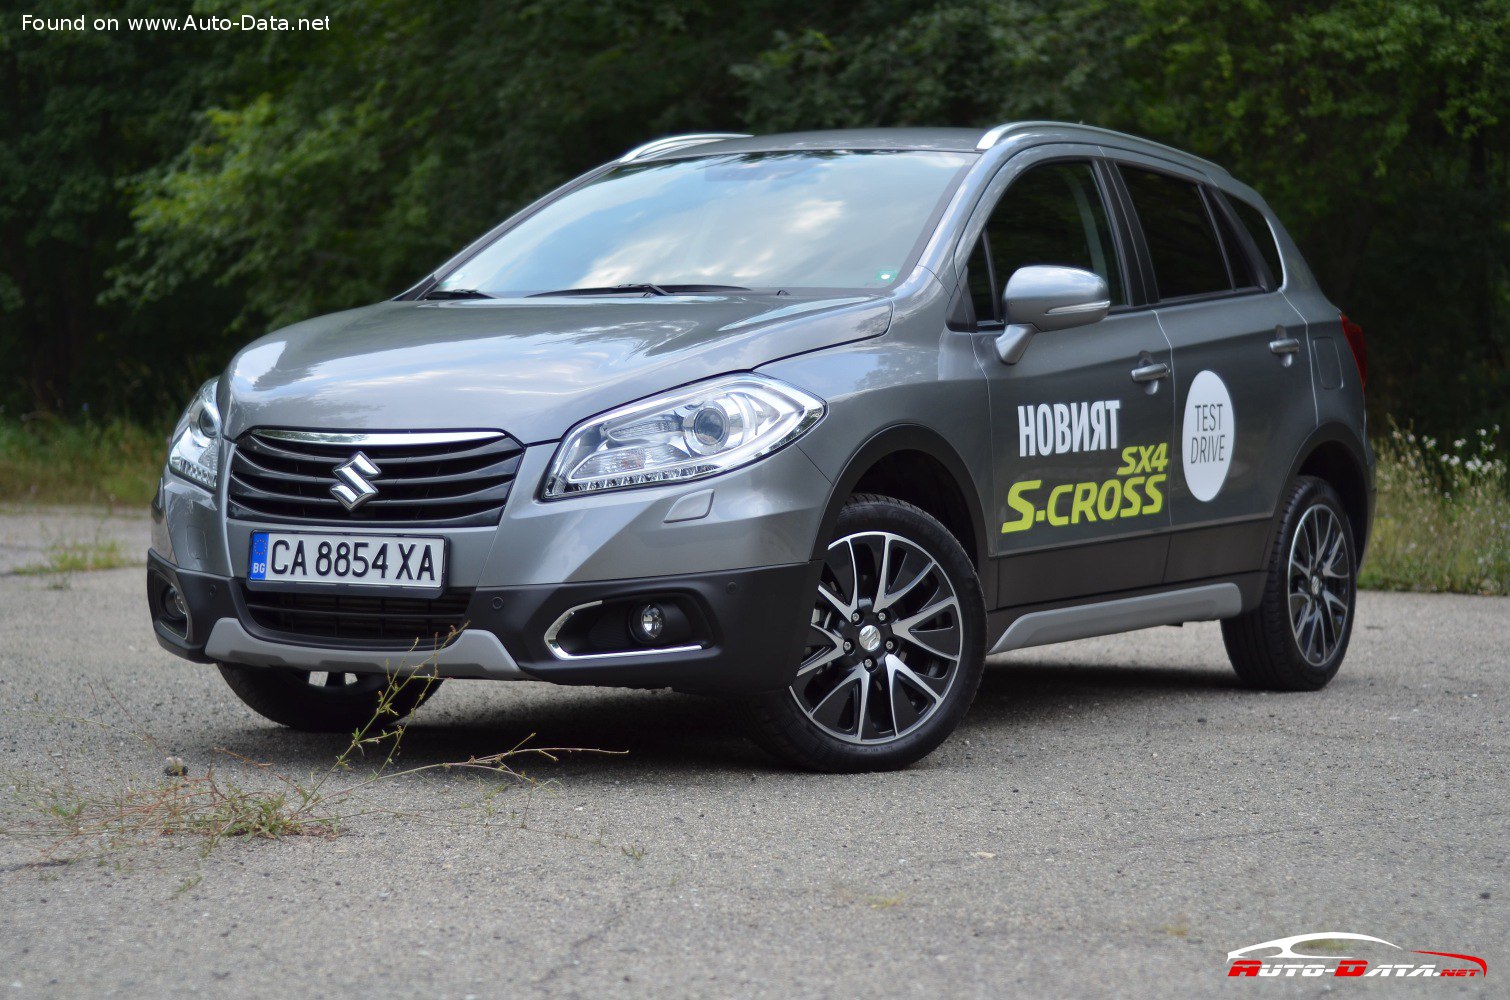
543,374 -> 825,499
166,378 -> 222,490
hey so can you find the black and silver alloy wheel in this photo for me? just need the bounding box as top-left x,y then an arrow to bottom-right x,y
1223,476 -> 1358,691
792,530 -> 963,744
743,494 -> 986,772
1287,504 -> 1351,667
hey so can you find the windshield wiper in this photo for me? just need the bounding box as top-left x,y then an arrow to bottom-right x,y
528,283 -> 751,298
423,287 -> 494,300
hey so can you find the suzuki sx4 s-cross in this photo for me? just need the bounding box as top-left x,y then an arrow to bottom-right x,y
147,124 -> 1373,771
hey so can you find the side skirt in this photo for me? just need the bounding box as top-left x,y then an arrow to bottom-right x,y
988,581 -> 1244,655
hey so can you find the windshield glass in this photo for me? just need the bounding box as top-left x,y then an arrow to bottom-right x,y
437,150 -> 975,296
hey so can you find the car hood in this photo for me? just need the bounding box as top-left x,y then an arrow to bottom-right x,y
222,294 -> 890,443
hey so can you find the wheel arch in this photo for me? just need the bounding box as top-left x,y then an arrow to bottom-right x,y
812,424 -> 992,606
1284,422 -> 1375,560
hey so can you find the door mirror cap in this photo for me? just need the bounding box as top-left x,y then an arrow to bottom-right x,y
993,265 -> 1111,364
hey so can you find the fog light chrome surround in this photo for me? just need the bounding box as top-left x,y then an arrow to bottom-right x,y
544,599 -> 704,661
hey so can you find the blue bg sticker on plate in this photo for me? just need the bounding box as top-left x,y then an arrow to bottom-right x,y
248,533 -> 269,580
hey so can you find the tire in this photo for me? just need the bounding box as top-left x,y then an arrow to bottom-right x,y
1221,476 -> 1358,691
742,494 -> 987,772
217,665 -> 441,733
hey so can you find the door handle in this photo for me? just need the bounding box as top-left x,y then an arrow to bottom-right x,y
1269,337 -> 1301,355
1130,361 -> 1170,383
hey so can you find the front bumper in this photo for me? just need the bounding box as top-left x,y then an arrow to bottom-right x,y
150,429 -> 835,694
149,551 -> 822,694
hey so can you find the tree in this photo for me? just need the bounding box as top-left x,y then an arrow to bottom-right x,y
3,0 -> 1505,435
733,0 -> 1510,432
114,0 -> 802,336
0,0 -> 244,415
1107,0 -> 1510,431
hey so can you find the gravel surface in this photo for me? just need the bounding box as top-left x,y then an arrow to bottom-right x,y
0,510 -> 1503,998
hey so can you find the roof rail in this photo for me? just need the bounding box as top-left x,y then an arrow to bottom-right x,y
618,133 -> 751,163
975,120 -> 1227,173
976,122 -> 1025,150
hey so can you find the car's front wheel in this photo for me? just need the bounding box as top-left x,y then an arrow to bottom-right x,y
743,494 -> 986,772
218,665 -> 441,733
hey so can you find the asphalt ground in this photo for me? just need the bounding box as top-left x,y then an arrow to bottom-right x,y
0,508 -> 1504,998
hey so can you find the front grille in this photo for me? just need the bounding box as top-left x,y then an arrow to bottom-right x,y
228,429 -> 523,528
242,586 -> 474,650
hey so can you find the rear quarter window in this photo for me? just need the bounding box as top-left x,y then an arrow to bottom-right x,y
1120,166 -> 1232,300
1229,197 -> 1285,288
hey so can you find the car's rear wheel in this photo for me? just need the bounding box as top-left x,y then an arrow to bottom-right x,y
217,664 -> 441,733
1222,476 -> 1357,691
743,494 -> 986,772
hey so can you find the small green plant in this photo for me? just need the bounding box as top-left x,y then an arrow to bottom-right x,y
1,670 -> 621,870
13,538 -> 136,576
5,764 -> 338,860
1361,425 -> 1509,595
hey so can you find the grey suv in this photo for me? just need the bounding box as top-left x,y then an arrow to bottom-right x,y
147,123 -> 1374,771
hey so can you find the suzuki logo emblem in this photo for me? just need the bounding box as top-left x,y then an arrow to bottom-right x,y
331,452 -> 381,511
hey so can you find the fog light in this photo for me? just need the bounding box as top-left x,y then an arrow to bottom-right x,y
634,604 -> 665,643
161,584 -> 188,624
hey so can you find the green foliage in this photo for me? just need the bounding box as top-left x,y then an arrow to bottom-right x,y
1104,0 -> 1510,435
733,0 -> 1510,436
1360,425 -> 1509,595
113,0 -> 789,335
734,1 -> 1127,128
0,0 -> 245,416
0,417 -> 164,505
1,0 -> 1506,439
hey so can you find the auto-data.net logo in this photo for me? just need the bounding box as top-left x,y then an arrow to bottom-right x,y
1227,932 -> 1487,979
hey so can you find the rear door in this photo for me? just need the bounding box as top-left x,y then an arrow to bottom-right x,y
961,149 -> 1176,606
1111,159 -> 1316,583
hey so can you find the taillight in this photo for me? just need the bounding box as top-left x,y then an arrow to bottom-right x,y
1340,314 -> 1366,389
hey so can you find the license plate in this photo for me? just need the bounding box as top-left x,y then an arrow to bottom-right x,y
248,532 -> 445,592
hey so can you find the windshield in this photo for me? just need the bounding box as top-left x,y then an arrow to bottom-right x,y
436,150 -> 975,296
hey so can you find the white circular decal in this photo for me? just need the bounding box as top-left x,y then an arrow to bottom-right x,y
1182,370 -> 1234,502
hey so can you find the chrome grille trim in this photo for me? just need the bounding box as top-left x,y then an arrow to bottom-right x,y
257,429 -> 505,447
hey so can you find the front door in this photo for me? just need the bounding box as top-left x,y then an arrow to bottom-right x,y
965,154 -> 1176,606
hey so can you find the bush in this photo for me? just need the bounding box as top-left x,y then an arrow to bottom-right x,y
0,417 -> 163,506
1361,426 -> 1510,596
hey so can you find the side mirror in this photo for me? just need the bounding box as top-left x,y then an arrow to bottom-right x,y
993,265 -> 1110,364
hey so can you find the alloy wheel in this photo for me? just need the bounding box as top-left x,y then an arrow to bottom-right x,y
1287,504 -> 1352,666
789,530 -> 963,745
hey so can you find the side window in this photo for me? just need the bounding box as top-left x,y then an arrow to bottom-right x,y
1119,166 -> 1232,300
983,161 -> 1125,308
1229,196 -> 1284,288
